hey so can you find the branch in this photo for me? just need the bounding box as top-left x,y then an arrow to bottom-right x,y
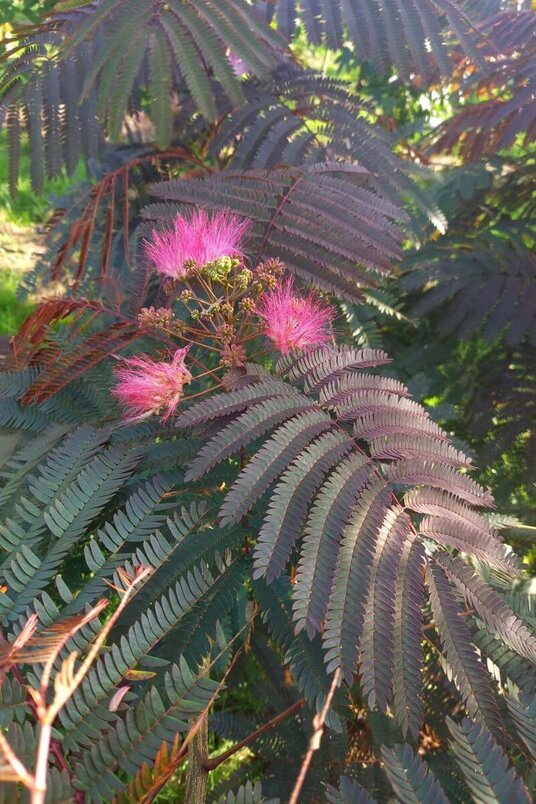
202,698 -> 306,772
139,649 -> 243,804
136,609 -> 259,804
289,668 -> 342,804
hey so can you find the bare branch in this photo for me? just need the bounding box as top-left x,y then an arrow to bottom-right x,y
289,668 -> 342,804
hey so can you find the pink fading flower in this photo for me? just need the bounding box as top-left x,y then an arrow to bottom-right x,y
112,348 -> 192,421
257,277 -> 334,354
144,210 -> 250,279
228,51 -> 249,77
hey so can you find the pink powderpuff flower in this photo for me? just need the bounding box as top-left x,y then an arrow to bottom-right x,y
257,277 -> 334,354
144,210 -> 250,279
112,348 -> 192,421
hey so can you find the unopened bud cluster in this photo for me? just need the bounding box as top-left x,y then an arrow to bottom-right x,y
138,306 -> 184,336
220,342 -> 247,368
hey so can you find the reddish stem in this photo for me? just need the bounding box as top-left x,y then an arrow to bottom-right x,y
202,698 -> 305,771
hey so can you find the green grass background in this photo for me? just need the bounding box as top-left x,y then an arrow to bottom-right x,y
0,132 -> 87,334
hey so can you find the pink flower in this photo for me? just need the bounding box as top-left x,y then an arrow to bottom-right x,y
144,210 -> 250,279
257,277 -> 334,354
228,51 -> 249,77
112,348 -> 192,421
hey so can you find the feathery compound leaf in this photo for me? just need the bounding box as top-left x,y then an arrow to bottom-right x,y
180,354 -> 515,719
293,452 -> 373,638
426,562 -> 502,737
253,431 -> 353,583
185,395 -> 316,482
360,508 -> 413,712
437,554 -> 536,665
219,410 -> 332,526
147,166 -> 405,300
505,691 -> 536,759
393,537 -> 425,738
326,776 -> 376,803
381,743 -> 448,804
323,477 -> 391,681
447,717 -> 531,804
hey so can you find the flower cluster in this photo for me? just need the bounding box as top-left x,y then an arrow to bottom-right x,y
113,210 -> 335,421
144,210 -> 250,279
112,348 -> 192,421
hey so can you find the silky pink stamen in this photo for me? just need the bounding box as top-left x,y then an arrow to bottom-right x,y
112,348 -> 192,421
257,277 -> 334,354
144,210 -> 250,279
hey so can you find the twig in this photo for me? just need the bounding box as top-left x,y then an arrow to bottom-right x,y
139,608 -> 258,803
141,648 -> 244,804
202,698 -> 305,772
0,731 -> 36,791
184,658 -> 211,804
30,567 -> 151,804
45,567 -> 151,724
289,669 -> 342,804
